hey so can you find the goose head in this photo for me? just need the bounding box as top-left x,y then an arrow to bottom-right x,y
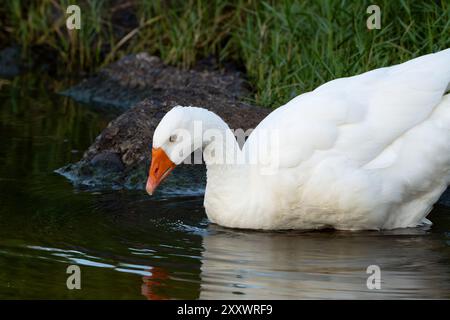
146,106 -> 196,195
146,106 -> 230,195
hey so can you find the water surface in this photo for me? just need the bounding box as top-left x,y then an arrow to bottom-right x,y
1,76 -> 450,299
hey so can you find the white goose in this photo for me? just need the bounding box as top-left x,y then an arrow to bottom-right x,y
146,49 -> 450,230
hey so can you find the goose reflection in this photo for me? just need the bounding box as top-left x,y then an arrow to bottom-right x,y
141,267 -> 169,300
198,225 -> 450,299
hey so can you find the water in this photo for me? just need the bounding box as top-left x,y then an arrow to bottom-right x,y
1,76 -> 450,299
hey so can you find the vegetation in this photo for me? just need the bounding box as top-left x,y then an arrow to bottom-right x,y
1,0 -> 449,108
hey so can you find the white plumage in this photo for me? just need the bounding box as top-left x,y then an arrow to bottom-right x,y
152,49 -> 450,230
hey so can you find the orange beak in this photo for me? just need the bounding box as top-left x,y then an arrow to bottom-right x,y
146,147 -> 176,195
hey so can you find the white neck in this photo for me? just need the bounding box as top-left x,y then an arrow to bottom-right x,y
189,108 -> 244,167
191,109 -> 252,224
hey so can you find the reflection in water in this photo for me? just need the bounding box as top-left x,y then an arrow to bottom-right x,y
141,267 -> 169,300
199,224 -> 450,299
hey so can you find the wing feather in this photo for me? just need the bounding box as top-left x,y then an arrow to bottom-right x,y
244,49 -> 450,168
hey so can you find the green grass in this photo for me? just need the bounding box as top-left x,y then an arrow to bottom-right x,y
1,0 -> 450,108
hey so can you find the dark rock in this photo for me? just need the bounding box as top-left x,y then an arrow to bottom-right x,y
60,53 -> 251,111
90,151 -> 125,172
57,53 -> 270,192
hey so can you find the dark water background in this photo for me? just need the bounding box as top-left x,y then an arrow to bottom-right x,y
1,76 -> 450,299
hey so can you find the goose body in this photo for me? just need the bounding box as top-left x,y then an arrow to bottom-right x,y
148,49 -> 450,230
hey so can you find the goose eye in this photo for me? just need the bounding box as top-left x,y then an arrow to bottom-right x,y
169,135 -> 177,143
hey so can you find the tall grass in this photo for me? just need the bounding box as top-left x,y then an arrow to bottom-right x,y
1,0 -> 449,108
3,0 -> 113,71
235,0 -> 450,106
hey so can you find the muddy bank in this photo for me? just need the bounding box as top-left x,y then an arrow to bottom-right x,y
61,53 -> 251,111
57,53 -> 270,192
